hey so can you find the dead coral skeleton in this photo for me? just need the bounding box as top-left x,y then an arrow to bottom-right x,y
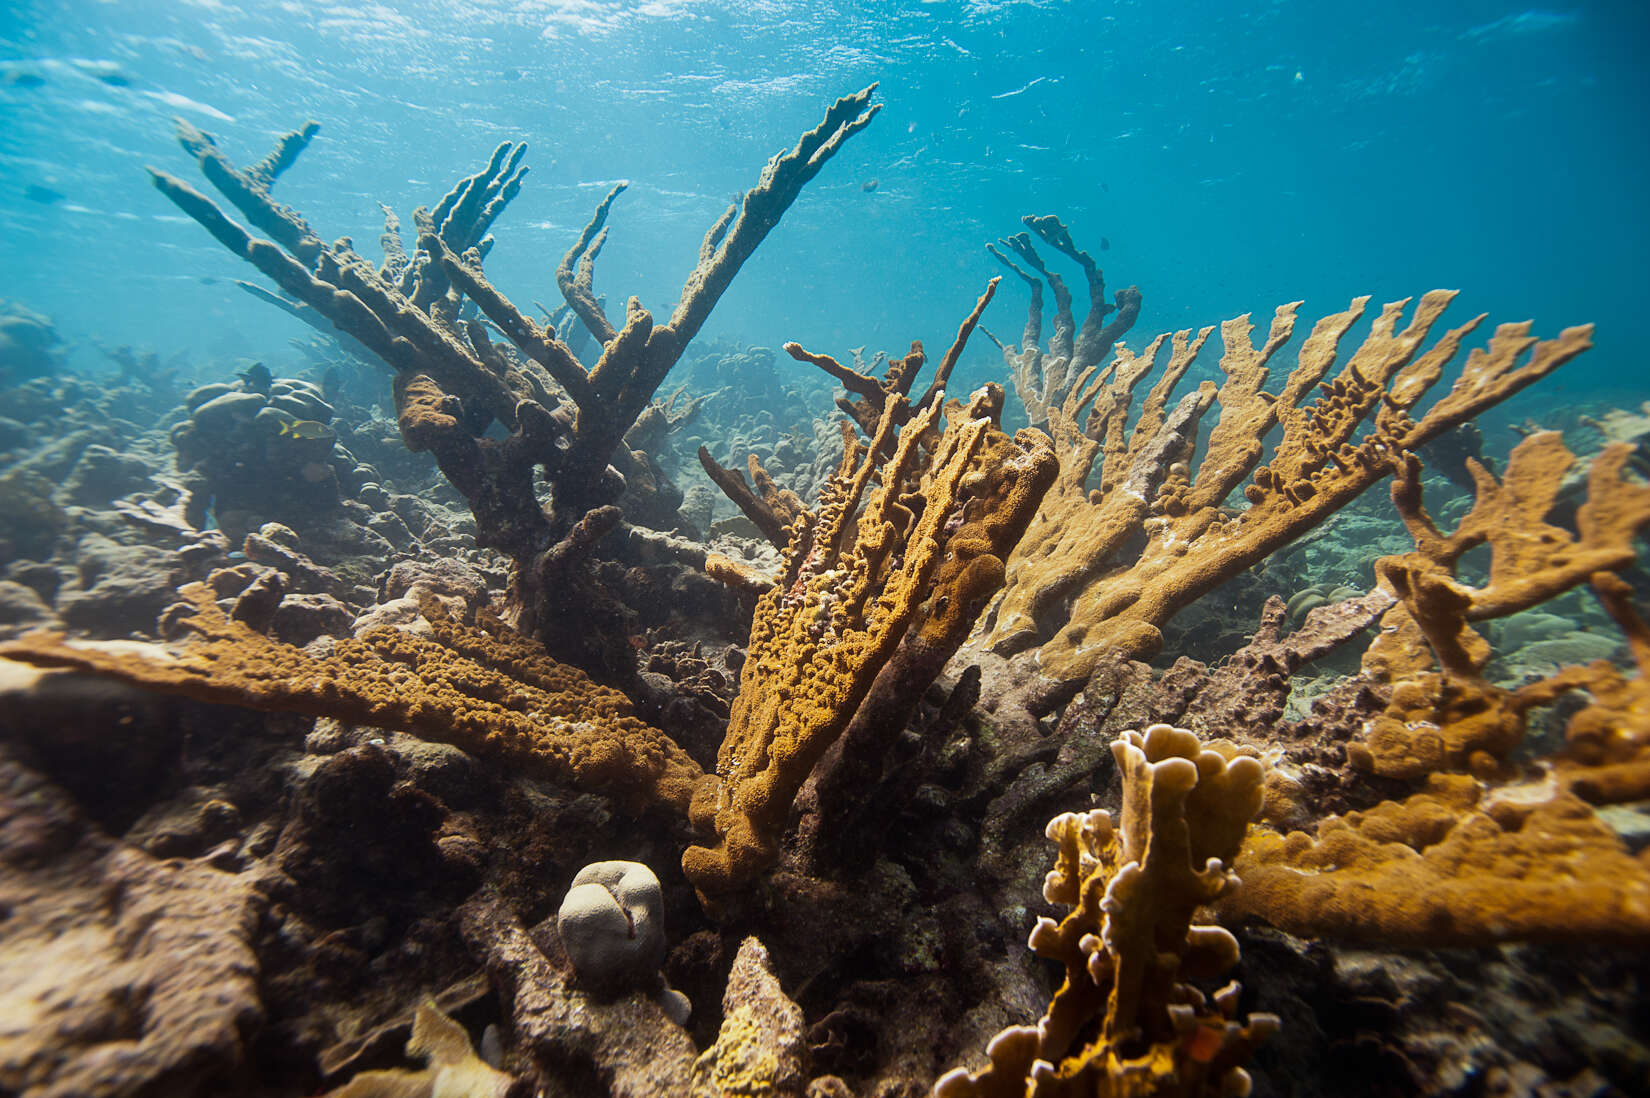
149,85 -> 881,664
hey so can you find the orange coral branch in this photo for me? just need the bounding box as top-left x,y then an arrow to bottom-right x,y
682,384 -> 1056,907
1225,774 -> 1650,945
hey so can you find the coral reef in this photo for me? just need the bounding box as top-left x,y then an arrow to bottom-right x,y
683,282 -> 1059,907
1218,429 -> 1650,945
3,70 -> 1645,1095
935,725 -> 1276,1098
966,292 -> 1595,734
150,88 -> 880,677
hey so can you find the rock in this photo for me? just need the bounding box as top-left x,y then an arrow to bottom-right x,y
257,522 -> 304,550
459,891 -> 697,1096
184,382 -> 237,411
56,535 -> 184,635
0,748 -> 263,1096
0,578 -> 58,636
271,592 -> 354,646
690,936 -> 808,1098
230,568 -> 285,633
268,391 -> 334,423
382,557 -> 491,612
62,444 -> 153,505
190,390 -> 267,433
357,481 -> 390,509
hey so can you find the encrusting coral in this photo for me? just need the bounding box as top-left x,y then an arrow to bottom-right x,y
149,86 -> 880,675
0,582 -> 708,817
689,937 -> 810,1098
1218,430 -> 1650,945
682,282 -> 1058,907
935,724 -> 1278,1098
967,292 -> 1595,729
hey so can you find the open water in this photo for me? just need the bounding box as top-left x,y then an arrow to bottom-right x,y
2,0 -> 1646,411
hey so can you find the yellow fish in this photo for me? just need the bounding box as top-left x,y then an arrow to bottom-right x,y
277,416 -> 333,441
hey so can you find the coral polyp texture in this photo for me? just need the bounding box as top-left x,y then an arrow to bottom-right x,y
685,281 -> 1059,906
683,354 -> 1056,904
935,725 -> 1278,1098
1218,428 -> 1650,945
0,583 -> 708,815
967,291 -> 1595,724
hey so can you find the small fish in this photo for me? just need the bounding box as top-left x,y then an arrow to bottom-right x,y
1100,236 -> 1111,251
278,416 -> 334,441
861,178 -> 879,193
237,361 -> 272,394
1101,181 -> 1110,192
6,71 -> 45,89
24,184 -> 65,205
95,71 -> 133,87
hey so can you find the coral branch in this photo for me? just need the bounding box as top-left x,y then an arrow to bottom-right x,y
971,294 -> 1594,723
937,725 -> 1277,1097
0,585 -> 708,815
556,182 -> 626,346
1217,429 -> 1650,946
988,214 -> 1142,432
682,371 -> 1056,906
153,89 -> 878,670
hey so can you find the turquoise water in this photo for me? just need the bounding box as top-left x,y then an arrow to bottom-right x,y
1,0 -> 1645,410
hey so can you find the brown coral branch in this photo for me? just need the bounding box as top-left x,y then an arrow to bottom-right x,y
154,90 -> 879,673
0,585 -> 708,816
681,379 -> 1056,907
1217,427 -> 1650,947
971,294 -> 1594,726
938,725 -> 1276,1097
556,182 -> 626,346
696,447 -> 802,549
988,215 -> 1141,434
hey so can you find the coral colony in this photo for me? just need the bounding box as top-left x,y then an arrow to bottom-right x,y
2,85 -> 1646,1097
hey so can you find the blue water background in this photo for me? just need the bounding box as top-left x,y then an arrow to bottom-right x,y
1,0 -> 1645,422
